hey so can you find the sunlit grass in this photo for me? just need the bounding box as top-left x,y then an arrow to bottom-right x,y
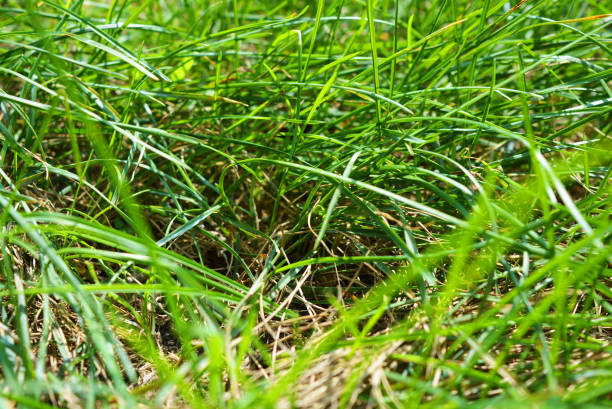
0,0 -> 611,408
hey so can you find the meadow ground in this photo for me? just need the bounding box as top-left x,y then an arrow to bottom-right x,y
0,0 -> 611,408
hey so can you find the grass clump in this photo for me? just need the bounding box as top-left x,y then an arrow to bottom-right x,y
0,0 -> 611,407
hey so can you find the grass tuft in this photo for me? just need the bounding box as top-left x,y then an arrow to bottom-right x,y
0,1 -> 611,408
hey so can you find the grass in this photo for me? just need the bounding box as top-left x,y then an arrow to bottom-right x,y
0,0 -> 611,407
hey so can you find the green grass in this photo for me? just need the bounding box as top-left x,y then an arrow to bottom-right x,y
0,0 -> 611,408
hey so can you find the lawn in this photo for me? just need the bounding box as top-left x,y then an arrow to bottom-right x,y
0,0 -> 611,408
